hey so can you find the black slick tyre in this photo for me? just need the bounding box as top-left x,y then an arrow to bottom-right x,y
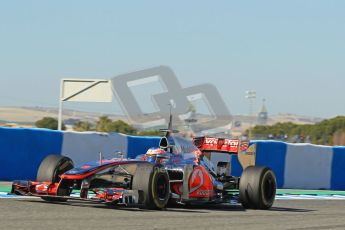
132,163 -> 170,209
36,154 -> 74,202
239,166 -> 276,209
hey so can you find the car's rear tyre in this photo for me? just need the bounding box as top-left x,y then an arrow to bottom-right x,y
239,166 -> 276,209
132,163 -> 170,209
36,154 -> 74,202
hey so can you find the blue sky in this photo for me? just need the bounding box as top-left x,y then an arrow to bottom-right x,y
1,0 -> 344,118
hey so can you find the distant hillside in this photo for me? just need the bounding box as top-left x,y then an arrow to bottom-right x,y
0,106 -> 324,131
269,113 -> 324,124
0,106 -> 127,124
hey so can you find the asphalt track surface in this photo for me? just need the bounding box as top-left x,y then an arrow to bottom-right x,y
1,198 -> 345,230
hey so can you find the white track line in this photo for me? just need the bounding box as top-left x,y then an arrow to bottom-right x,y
2,192 -> 345,200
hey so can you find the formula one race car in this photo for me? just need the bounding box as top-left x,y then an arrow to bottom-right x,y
11,118 -> 276,210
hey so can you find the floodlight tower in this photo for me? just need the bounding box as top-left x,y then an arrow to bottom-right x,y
245,90 -> 256,138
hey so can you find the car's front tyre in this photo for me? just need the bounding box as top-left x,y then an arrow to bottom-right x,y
132,163 -> 170,209
36,154 -> 74,202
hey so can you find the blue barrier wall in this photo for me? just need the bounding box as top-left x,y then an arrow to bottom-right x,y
255,141 -> 288,188
230,141 -> 288,188
126,136 -> 161,159
0,127 -> 63,180
331,146 -> 345,190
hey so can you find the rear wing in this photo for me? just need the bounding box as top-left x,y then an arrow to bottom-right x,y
192,137 -> 248,153
192,136 -> 257,169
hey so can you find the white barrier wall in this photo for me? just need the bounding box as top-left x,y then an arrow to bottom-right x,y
284,144 -> 333,189
62,132 -> 128,167
229,141 -> 345,190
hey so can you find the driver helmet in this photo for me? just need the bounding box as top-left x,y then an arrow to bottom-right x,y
145,147 -> 166,163
146,147 -> 166,156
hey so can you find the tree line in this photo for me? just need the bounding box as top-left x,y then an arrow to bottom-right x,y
35,116 -> 160,136
35,115 -> 345,145
250,116 -> 345,145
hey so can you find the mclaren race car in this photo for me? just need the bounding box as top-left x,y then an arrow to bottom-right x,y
11,120 -> 276,210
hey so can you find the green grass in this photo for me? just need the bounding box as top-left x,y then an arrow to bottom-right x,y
0,186 -> 11,193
